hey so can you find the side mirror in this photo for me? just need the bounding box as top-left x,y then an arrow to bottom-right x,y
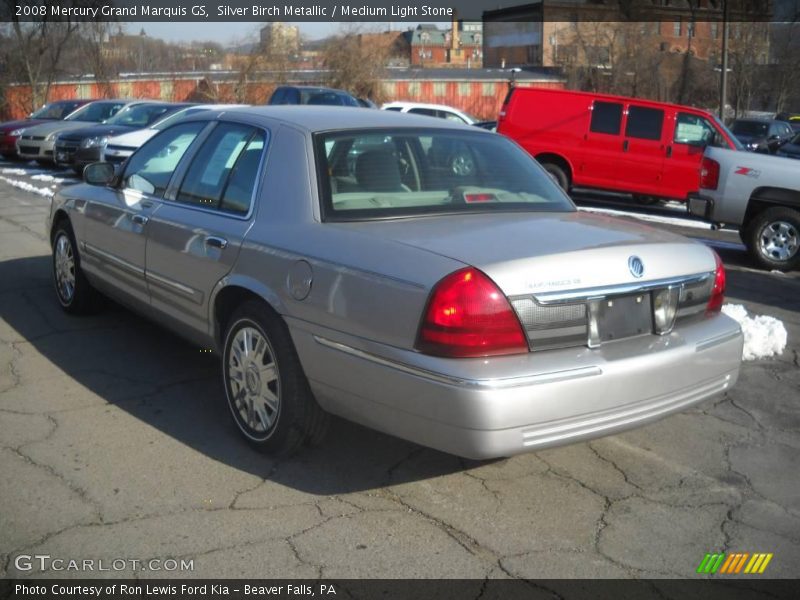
83,162 -> 115,186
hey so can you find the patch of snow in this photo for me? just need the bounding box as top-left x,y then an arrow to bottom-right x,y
0,176 -> 54,198
1,168 -> 28,176
722,304 -> 787,361
578,206 -> 714,230
31,174 -> 67,184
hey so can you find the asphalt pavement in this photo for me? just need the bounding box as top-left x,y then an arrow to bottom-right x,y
0,162 -> 798,581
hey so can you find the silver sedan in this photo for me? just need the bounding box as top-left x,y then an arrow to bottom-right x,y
46,107 -> 743,459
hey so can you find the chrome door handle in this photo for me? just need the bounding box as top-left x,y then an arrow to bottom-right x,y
205,236 -> 228,249
131,214 -> 149,225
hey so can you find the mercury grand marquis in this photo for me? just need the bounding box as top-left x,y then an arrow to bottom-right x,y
46,106 -> 744,459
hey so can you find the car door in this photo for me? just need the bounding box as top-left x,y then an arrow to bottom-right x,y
617,104 -> 666,195
80,121 -> 207,307
661,111 -> 715,199
144,122 -> 267,335
579,99 -> 623,188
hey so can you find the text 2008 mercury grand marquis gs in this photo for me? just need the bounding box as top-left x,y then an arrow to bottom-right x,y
46,107 -> 743,459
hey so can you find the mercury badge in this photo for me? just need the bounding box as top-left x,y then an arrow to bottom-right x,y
628,256 -> 645,278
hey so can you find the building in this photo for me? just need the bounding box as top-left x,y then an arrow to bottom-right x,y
406,20 -> 484,68
483,1 -> 771,69
260,22 -> 300,57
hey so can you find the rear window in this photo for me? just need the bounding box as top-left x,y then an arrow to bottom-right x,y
732,121 -> 768,136
316,129 -> 574,221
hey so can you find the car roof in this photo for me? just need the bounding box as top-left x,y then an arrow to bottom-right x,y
734,118 -> 775,123
188,105 -> 483,133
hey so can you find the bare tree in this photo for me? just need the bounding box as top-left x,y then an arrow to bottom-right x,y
5,14 -> 84,112
323,26 -> 393,102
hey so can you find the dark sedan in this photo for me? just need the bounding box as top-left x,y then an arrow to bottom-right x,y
55,102 -> 192,173
0,99 -> 92,160
730,118 -> 795,153
268,86 -> 360,107
776,132 -> 800,160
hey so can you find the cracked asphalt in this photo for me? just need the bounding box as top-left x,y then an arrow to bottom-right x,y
0,172 -> 798,580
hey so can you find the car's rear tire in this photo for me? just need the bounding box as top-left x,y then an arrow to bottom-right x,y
743,206 -> 800,271
52,222 -> 103,314
222,301 -> 329,455
541,162 -> 570,192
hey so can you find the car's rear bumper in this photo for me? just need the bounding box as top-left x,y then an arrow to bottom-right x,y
289,314 -> 743,459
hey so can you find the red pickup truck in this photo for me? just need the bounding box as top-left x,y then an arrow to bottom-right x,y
497,87 -> 741,202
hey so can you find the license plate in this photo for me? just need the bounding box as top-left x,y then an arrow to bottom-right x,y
595,293 -> 652,343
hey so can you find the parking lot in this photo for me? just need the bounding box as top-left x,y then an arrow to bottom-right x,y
0,161 -> 798,580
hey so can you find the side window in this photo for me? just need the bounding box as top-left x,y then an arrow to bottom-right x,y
220,133 -> 265,215
409,107 -> 438,118
625,106 -> 664,140
284,89 -> 300,104
674,113 -> 715,146
122,122 -> 205,196
176,123 -> 264,213
590,101 -> 623,135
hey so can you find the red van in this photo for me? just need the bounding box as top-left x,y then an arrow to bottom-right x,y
497,88 -> 741,202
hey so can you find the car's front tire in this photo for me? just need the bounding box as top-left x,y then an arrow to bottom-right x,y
743,206 -> 800,271
222,301 -> 328,455
52,222 -> 102,314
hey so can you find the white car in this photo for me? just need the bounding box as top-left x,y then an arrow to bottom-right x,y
101,104 -> 245,165
381,102 -> 478,125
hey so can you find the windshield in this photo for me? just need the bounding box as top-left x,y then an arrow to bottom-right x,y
65,101 -> 127,123
105,104 -> 173,127
31,101 -> 84,120
317,129 -> 574,221
731,121 -> 768,137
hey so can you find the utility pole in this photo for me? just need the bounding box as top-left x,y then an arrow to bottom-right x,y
719,1 -> 729,119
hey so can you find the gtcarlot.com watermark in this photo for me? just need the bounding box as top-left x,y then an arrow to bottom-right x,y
14,554 -> 194,573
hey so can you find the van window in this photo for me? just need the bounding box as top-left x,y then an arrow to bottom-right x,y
675,113 -> 737,149
590,101 -> 623,135
625,106 -> 664,140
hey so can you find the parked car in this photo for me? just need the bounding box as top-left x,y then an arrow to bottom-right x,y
16,100 -> 131,165
776,132 -> 800,160
775,112 -> 800,132
497,87 -> 742,202
729,118 -> 795,153
55,102 -> 192,174
0,99 -> 93,160
689,145 -> 800,270
268,86 -> 360,107
47,107 -> 742,459
102,104 -> 245,166
382,101 -> 478,125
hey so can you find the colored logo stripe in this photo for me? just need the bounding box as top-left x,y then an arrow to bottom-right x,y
698,552 -> 773,575
697,553 -> 725,574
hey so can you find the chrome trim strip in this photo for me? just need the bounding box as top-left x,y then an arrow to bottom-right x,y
313,335 -> 602,389
531,273 -> 713,305
83,242 -> 144,277
146,270 -> 200,300
695,328 -> 742,353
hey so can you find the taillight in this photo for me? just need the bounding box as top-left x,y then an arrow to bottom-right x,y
416,267 -> 528,358
700,157 -> 720,190
706,251 -> 726,314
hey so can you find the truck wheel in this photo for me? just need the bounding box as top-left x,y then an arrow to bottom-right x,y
541,163 -> 570,192
744,206 -> 800,271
